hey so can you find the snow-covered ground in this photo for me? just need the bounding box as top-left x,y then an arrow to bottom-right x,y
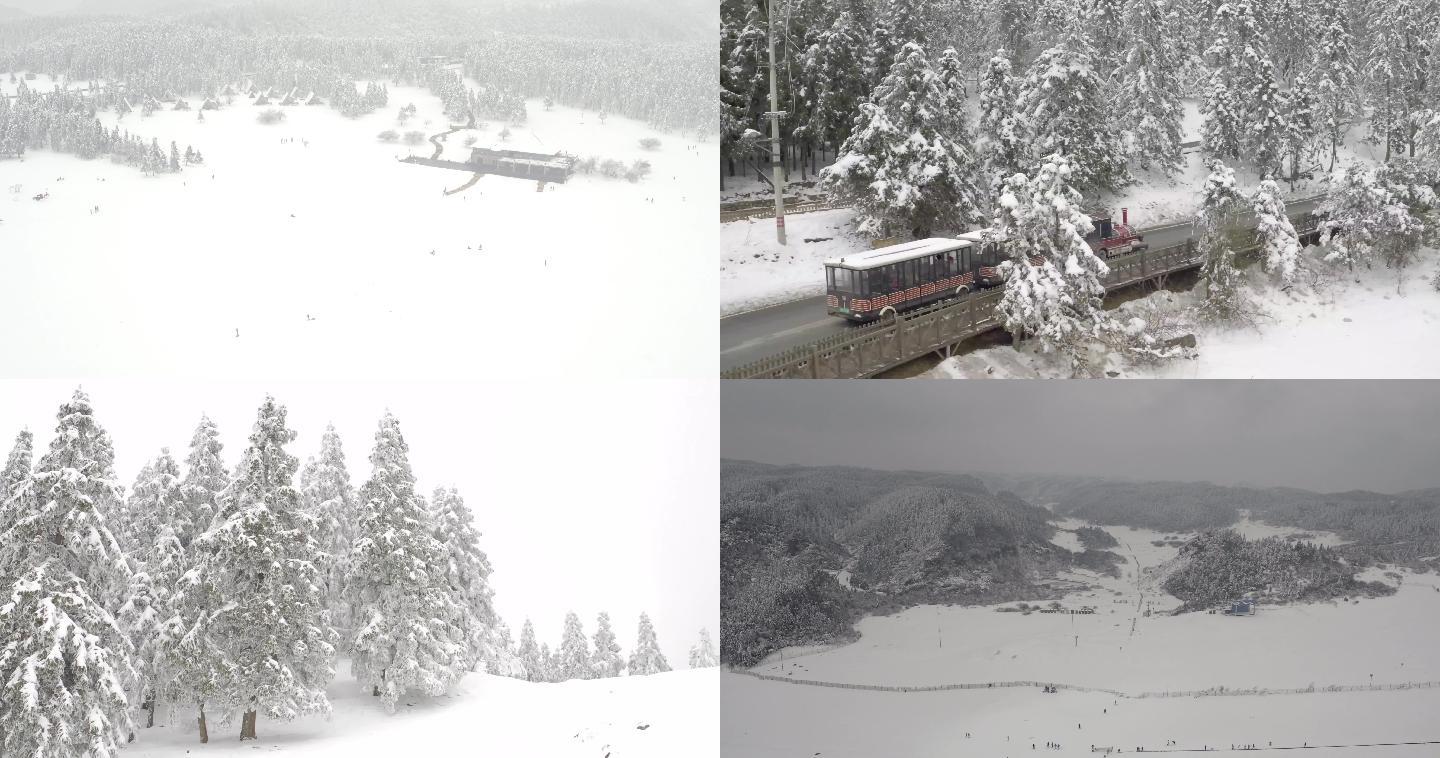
725,673 -> 1440,757
720,207 -> 859,315
927,246 -> 1440,379
727,520 -> 1440,756
0,77 -> 716,381
127,666 -> 717,758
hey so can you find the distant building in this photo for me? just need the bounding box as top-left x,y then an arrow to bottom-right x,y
1225,599 -> 1254,615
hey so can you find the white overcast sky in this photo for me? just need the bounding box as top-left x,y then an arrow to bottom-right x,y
0,377 -> 718,667
723,380 -> 1440,494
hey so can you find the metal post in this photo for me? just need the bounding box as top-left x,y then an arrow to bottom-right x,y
766,0 -> 787,244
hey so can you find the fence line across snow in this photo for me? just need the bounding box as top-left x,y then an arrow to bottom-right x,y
729,668 -> 1440,701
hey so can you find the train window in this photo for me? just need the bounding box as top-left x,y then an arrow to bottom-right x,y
961,247 -> 972,271
834,268 -> 852,292
826,267 -> 835,291
886,264 -> 901,292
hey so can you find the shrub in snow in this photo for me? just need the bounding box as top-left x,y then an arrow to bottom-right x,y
599,159 -> 625,178
377,129 -> 399,142
639,137 -> 661,151
256,108 -> 286,124
403,130 -> 426,145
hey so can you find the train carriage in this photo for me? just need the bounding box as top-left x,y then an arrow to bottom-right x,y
824,237 -> 1009,321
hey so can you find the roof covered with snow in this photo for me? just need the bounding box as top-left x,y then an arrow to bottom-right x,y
824,237 -> 972,270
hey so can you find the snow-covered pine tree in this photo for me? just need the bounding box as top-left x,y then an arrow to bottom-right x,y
1251,178 -> 1300,285
557,611 -> 592,681
689,628 -> 718,669
117,518 -> 184,730
1116,0 -> 1185,174
0,391 -> 136,757
1368,0 -> 1429,160
0,429 -> 33,538
347,413 -> 465,712
1281,74 -> 1318,186
1311,0 -> 1357,170
802,11 -> 868,158
627,612 -> 671,676
1200,2 -> 1247,160
125,449 -> 185,556
193,396 -> 335,740
592,611 -> 624,678
539,643 -> 558,683
822,42 -> 983,238
1015,22 -> 1128,193
977,51 -> 1025,194
177,415 -> 226,548
299,425 -> 356,647
517,619 -> 544,682
1194,159 -> 1253,322
430,486 -> 499,673
993,152 -> 1111,374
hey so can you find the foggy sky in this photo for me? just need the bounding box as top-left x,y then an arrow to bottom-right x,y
723,380 -> 1440,494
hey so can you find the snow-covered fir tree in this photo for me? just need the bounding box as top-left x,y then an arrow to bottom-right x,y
1311,0 -> 1358,170
1194,159 -> 1252,322
1015,22 -> 1128,193
1251,178 -> 1301,285
557,611 -> 593,681
1116,0 -> 1185,174
190,396 -> 335,740
1368,0 -> 1430,160
117,514 -> 184,730
802,11 -> 869,156
429,486 -> 499,673
0,391 -> 136,758
977,51 -> 1026,193
822,42 -> 983,238
627,612 -> 671,676
177,415 -> 226,548
124,449 -> 184,556
347,413 -> 465,712
992,152 -> 1111,374
0,429 -> 33,537
1317,164 -> 1429,278
1281,74 -> 1318,185
1202,0 -> 1278,163
689,628 -> 718,669
299,425 -> 357,648
591,611 -> 625,678
517,618 -> 545,682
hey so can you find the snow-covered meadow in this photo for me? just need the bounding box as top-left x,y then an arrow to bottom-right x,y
123,666 -> 717,758
0,77 -> 717,381
726,520 -> 1440,756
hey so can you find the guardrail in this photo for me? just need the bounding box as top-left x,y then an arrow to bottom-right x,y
720,200 -> 842,223
722,213 -> 1320,380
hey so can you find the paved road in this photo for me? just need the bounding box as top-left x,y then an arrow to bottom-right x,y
719,198 -> 1321,372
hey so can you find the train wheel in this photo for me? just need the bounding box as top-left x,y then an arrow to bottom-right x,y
955,285 -> 971,297
879,306 -> 897,320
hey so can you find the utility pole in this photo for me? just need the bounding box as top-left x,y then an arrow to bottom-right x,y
764,0 -> 788,244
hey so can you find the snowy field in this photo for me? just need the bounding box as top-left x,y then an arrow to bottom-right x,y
126,666 -> 717,758
724,674 -> 1440,757
0,76 -> 716,381
726,521 -> 1440,756
927,246 -> 1440,379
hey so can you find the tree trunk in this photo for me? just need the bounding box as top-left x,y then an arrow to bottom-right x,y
240,709 -> 257,741
198,705 -> 209,744
146,694 -> 156,728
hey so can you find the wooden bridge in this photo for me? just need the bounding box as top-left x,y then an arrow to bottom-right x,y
721,212 -> 1322,380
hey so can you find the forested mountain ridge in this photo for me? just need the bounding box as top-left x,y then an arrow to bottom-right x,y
1160,530 -> 1396,612
721,460 -> 1125,666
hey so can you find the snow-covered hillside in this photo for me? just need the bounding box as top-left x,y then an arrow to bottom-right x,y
0,78 -> 716,381
128,667 -> 718,758
727,517 -> 1440,755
